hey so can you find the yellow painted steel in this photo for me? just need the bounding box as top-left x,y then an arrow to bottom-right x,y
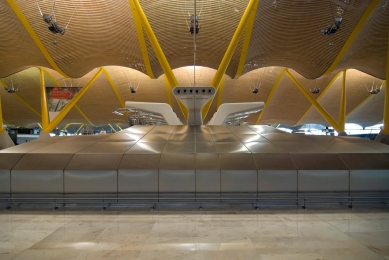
37,123 -> 42,129
116,124 -> 123,131
74,104 -> 95,126
338,70 -> 347,132
63,123 -> 70,130
6,1 -> 69,77
39,67 -> 60,86
163,75 -> 173,107
75,124 -> 84,135
285,69 -> 343,133
42,68 -> 103,133
108,124 -> 117,133
211,0 -> 259,89
128,0 -> 155,79
234,0 -> 260,78
217,75 -> 226,109
102,68 -> 125,108
0,80 -> 42,118
347,81 -> 386,117
163,74 -> 188,121
295,71 -> 343,125
383,14 -> 389,134
0,95 -> 5,133
322,0 -> 380,76
201,75 -> 225,122
132,0 -> 178,87
255,69 -> 286,124
39,68 -> 50,130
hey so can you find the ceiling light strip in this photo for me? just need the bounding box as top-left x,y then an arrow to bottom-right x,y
286,69 -> 343,134
211,0 -> 259,89
132,0 -> 178,87
102,68 -> 125,108
6,0 -> 70,78
255,69 -> 286,124
322,0 -> 380,76
234,0 -> 260,79
128,0 -> 155,79
295,71 -> 343,125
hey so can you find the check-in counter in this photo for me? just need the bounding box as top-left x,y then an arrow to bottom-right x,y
219,153 -> 257,198
118,154 -> 160,198
11,154 -> 73,197
339,153 -> 389,196
0,153 -> 25,197
196,153 -> 220,198
159,153 -> 196,198
291,153 -> 349,196
254,153 -> 297,197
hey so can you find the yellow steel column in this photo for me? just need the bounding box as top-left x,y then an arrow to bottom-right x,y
132,0 -> 178,87
75,124 -> 84,135
285,69 -> 343,133
102,68 -> 125,108
42,68 -> 103,133
201,75 -> 225,122
39,68 -> 50,130
383,26 -> 389,134
338,70 -> 347,134
163,75 -> 173,107
0,95 -> 5,134
211,0 -> 259,89
217,75 -> 226,109
255,69 -> 286,124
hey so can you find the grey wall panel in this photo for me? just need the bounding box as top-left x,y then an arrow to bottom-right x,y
34,136 -> 70,143
12,154 -> 73,170
57,135 -> 109,143
173,125 -> 196,134
0,142 -> 52,153
196,142 -> 217,153
163,142 -> 195,153
298,170 -> 349,193
254,153 -> 296,170
99,133 -> 143,142
76,142 -> 135,154
235,134 -> 268,142
169,134 -> 196,142
258,170 -> 297,193
215,143 -> 250,153
339,153 -> 389,169
159,170 -> 195,192
125,142 -> 166,154
219,154 -> 256,170
248,125 -> 285,134
195,133 -> 214,142
64,170 -> 117,193
291,154 -> 348,170
118,170 -> 158,193
149,125 -> 175,134
29,142 -> 94,154
196,153 -> 219,170
221,170 -> 257,193
208,126 -> 231,134
119,154 -> 160,169
11,170 -> 63,193
159,153 -> 195,170
0,170 -> 10,194
124,125 -> 155,134
65,154 -> 123,170
261,133 -> 307,142
196,170 -> 220,193
350,170 -> 389,192
244,142 -> 286,153
0,153 -> 24,169
272,142 -> 327,153
139,134 -> 170,142
212,134 -> 240,142
227,126 -> 257,134
194,126 -> 210,133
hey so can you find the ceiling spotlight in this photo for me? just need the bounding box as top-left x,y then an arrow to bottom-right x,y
252,87 -> 259,94
3,77 -> 20,94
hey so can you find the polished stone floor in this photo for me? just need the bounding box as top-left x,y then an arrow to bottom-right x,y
0,205 -> 388,260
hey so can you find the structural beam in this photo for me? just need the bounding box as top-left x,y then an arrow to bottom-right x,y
295,71 -> 343,125
102,68 -> 125,108
6,1 -> 70,77
39,68 -> 50,130
201,75 -> 225,122
322,0 -> 380,76
338,70 -> 347,134
0,80 -> 41,118
383,24 -> 389,134
217,75 -> 226,109
164,74 -> 188,121
163,75 -> 173,107
108,124 -> 117,133
75,124 -> 84,135
42,68 -> 103,133
74,105 -> 95,126
211,0 -> 259,89
285,69 -> 343,133
132,0 -> 178,87
255,69 -> 286,124
234,0 -> 260,78
0,95 -> 4,133
128,0 -> 155,79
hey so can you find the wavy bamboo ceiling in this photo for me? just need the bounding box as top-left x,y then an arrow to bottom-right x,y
0,0 -> 388,129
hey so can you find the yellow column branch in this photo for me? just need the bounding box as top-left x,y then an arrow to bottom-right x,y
286,69 -> 343,133
39,68 -> 50,130
0,95 -> 5,133
102,68 -> 125,108
338,70 -> 347,133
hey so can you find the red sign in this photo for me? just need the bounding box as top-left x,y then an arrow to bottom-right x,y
49,87 -> 75,99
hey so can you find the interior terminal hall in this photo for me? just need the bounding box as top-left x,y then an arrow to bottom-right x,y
0,0 -> 389,259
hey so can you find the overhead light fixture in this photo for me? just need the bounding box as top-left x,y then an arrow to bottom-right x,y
190,14 -> 199,35
321,17 -> 342,36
